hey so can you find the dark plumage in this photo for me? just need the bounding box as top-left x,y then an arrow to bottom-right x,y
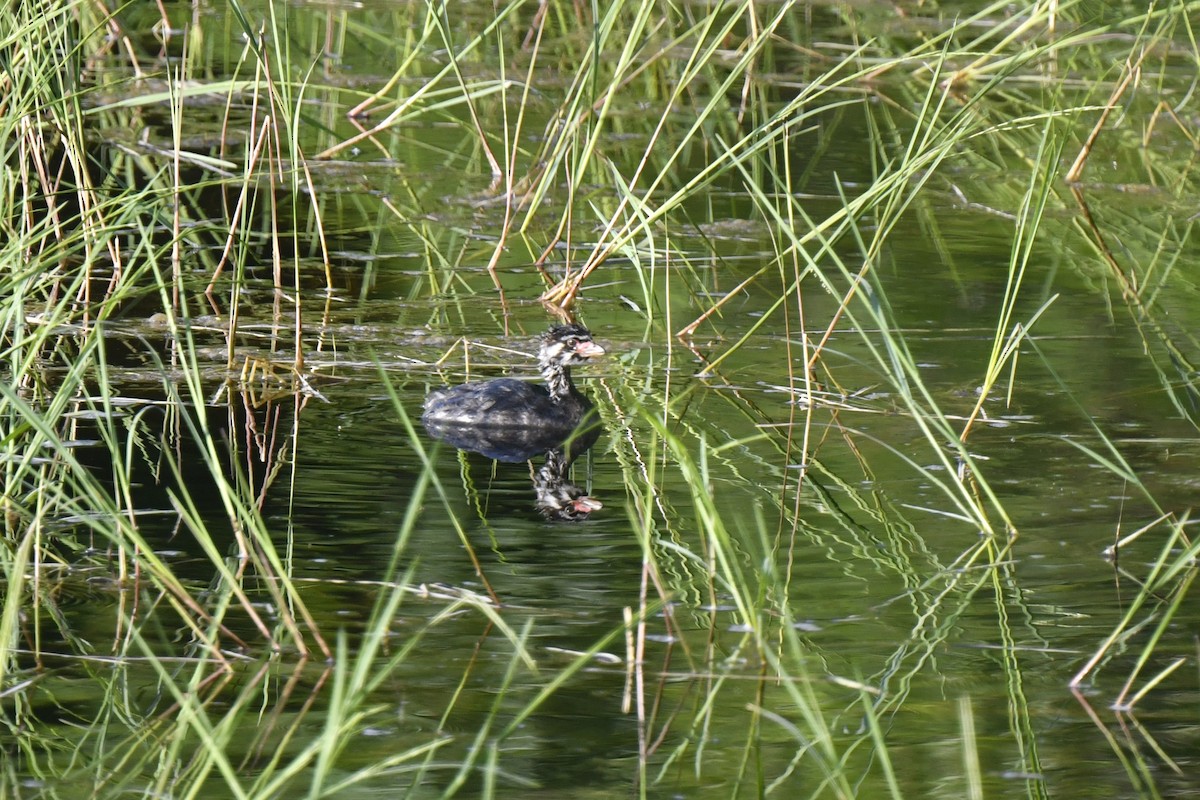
421,325 -> 604,453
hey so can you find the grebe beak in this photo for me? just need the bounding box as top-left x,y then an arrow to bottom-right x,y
571,495 -> 603,512
574,340 -> 605,359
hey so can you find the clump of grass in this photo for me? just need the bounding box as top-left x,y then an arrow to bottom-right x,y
4,1 -> 1200,797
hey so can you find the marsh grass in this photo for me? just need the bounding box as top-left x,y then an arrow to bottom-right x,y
3,0 -> 1200,797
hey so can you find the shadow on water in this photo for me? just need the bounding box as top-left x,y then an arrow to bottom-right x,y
422,425 -> 604,522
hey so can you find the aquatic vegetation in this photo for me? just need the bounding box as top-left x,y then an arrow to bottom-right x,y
2,0 -> 1199,797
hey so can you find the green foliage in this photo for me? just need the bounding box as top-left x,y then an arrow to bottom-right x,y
2,0 -> 1199,797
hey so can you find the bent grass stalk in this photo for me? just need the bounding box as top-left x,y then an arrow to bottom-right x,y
541,5 -> 872,306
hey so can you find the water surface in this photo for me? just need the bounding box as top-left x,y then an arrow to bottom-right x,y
9,2 -> 1200,798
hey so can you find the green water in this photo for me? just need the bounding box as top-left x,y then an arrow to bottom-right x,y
6,1 -> 1200,798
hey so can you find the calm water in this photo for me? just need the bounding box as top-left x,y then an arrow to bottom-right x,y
10,1 -> 1200,798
